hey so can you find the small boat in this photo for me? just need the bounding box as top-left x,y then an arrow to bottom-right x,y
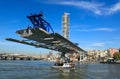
51,62 -> 75,69
62,63 -> 75,69
100,58 -> 120,64
51,63 -> 63,69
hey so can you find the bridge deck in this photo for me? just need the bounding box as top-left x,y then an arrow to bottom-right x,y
6,28 -> 85,53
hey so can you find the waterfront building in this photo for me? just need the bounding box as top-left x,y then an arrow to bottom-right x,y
87,49 -> 109,62
108,48 -> 119,57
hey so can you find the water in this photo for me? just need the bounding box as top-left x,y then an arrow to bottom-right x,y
0,60 -> 120,79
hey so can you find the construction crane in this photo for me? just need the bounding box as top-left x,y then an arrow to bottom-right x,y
26,12 -> 54,33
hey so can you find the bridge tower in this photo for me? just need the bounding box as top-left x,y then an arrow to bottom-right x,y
62,12 -> 69,39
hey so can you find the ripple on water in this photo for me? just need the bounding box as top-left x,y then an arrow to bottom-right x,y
0,61 -> 120,79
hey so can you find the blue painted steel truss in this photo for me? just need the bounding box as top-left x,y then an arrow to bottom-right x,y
27,12 -> 54,33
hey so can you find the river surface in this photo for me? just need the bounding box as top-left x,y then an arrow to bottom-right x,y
0,60 -> 120,79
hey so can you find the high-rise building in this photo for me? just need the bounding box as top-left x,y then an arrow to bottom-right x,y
62,12 -> 69,39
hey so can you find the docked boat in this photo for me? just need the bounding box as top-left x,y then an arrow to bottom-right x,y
100,58 -> 120,64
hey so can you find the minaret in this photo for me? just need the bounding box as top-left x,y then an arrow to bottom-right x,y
62,12 -> 69,39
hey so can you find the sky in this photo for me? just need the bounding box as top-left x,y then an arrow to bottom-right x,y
0,0 -> 120,55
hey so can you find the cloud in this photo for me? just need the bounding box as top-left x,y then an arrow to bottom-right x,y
47,1 -> 120,15
93,28 -> 115,31
90,42 -> 105,47
109,2 -> 120,14
81,40 -> 117,50
74,28 -> 115,32
59,1 -> 103,15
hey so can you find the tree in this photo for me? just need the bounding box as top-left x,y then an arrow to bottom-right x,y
113,52 -> 120,60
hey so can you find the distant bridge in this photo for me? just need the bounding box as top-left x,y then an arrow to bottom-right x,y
0,53 -> 41,60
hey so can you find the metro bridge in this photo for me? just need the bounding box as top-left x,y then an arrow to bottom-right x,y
6,12 -> 86,59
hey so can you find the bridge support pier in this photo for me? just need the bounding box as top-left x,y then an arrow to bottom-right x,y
61,52 -> 65,58
80,52 -> 86,62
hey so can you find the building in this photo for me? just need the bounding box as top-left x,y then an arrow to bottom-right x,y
62,12 -> 69,39
87,49 -> 109,62
108,48 -> 119,57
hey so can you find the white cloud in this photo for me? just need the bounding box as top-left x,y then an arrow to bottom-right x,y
74,27 -> 115,32
48,1 -> 120,15
80,40 -> 117,50
109,2 -> 120,14
59,1 -> 103,15
90,42 -> 105,47
94,28 -> 115,31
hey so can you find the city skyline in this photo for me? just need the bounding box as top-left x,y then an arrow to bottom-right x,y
0,0 -> 120,55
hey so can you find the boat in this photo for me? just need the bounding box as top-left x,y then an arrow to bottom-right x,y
62,63 -> 75,69
51,62 -> 75,69
100,58 -> 120,64
51,56 -> 75,70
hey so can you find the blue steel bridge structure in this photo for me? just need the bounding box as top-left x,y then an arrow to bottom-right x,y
6,12 -> 86,58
